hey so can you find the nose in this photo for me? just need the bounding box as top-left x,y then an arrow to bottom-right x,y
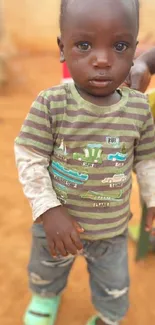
92,50 -> 112,68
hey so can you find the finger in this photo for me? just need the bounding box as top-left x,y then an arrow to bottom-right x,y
54,239 -> 68,257
73,221 -> 84,233
63,236 -> 78,255
70,230 -> 83,251
145,212 -> 154,232
49,240 -> 57,257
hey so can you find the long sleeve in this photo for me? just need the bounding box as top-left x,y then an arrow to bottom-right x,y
135,160 -> 155,208
134,102 -> 155,208
14,89 -> 63,220
134,104 -> 155,165
15,144 -> 61,221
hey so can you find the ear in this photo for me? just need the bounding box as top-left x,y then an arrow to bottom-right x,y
57,36 -> 65,63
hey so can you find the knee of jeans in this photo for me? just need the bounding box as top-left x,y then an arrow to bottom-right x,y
103,286 -> 129,299
92,280 -> 129,302
106,257 -> 129,283
29,272 -> 52,286
28,255 -> 74,292
91,266 -> 129,301
29,271 -> 67,297
109,266 -> 129,293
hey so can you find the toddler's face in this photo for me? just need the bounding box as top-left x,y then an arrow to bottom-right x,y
59,0 -> 138,98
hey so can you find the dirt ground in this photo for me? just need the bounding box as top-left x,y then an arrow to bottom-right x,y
1,55 -> 155,325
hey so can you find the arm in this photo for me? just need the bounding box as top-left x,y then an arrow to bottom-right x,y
135,159 -> 155,232
15,89 -> 83,256
134,103 -> 155,231
126,47 -> 155,92
135,160 -> 155,208
137,47 -> 155,75
14,144 -> 61,221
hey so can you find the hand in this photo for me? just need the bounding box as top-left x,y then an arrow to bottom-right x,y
42,206 -> 84,257
145,207 -> 155,233
125,60 -> 151,93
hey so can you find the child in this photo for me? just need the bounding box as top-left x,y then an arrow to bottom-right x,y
127,47 -> 155,244
15,0 -> 155,325
128,88 -> 155,245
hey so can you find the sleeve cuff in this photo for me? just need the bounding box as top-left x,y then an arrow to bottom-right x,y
32,199 -> 61,221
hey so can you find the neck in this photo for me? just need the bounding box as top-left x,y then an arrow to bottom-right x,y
75,85 -> 121,106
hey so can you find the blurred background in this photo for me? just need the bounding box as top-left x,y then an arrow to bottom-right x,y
0,1 -> 155,325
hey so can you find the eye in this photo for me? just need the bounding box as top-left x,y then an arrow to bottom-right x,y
114,42 -> 128,53
77,42 -> 91,51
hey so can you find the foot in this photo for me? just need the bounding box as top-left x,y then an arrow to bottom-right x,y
96,318 -> 107,325
86,315 -> 117,325
24,295 -> 61,325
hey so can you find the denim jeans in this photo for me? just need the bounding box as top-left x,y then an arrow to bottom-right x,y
28,229 -> 129,325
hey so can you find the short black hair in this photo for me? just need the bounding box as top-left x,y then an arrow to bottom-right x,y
59,0 -> 140,33
59,0 -> 67,32
135,0 -> 140,29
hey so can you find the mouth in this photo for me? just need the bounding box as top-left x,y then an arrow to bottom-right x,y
89,77 -> 112,88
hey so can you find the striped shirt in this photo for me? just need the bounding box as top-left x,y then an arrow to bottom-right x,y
15,83 -> 155,240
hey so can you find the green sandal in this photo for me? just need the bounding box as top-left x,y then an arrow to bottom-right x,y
86,315 -> 118,325
24,295 -> 61,325
86,316 -> 99,325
